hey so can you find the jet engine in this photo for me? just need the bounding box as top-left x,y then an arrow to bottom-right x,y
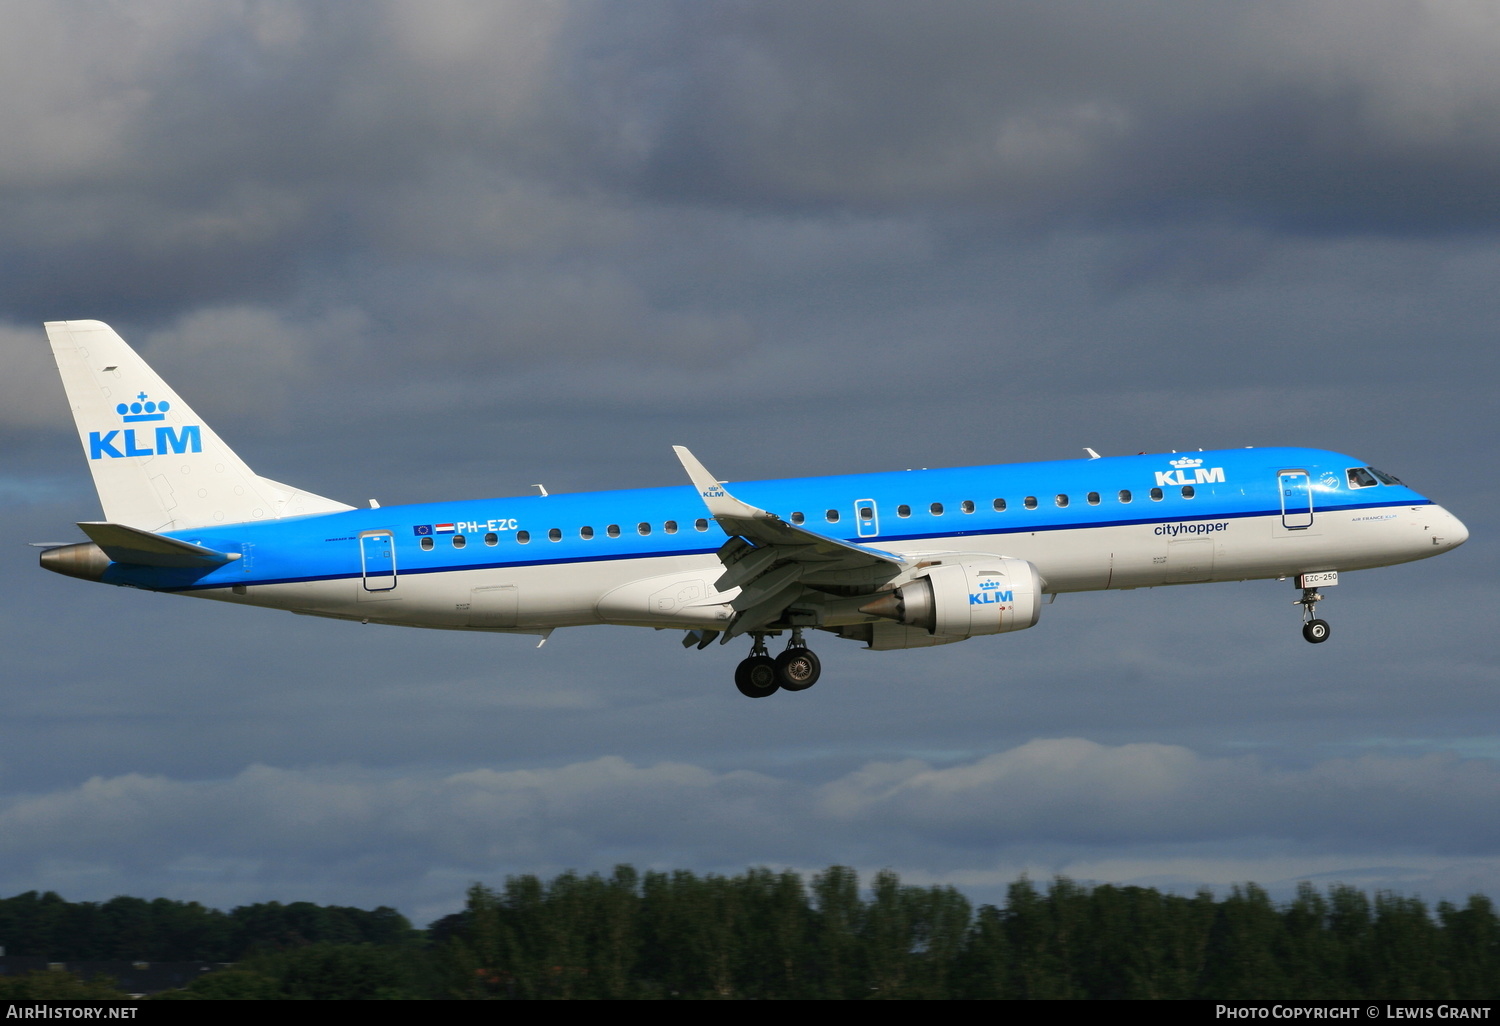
859,556 -> 1043,638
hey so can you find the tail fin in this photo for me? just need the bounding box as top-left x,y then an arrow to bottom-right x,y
46,319 -> 353,531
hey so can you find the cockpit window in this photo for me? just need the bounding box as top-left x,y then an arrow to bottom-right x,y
1347,467 -> 1379,489
1370,467 -> 1404,486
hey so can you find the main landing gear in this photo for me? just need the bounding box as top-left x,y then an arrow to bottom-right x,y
734,629 -> 822,698
1297,587 -> 1331,644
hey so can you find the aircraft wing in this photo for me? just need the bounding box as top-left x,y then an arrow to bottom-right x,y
673,446 -> 905,639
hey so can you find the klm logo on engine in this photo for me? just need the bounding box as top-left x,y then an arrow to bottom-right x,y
89,392 -> 201,460
1155,457 -> 1225,488
970,578 -> 1013,605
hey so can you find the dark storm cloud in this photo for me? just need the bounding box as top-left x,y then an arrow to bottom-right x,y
0,1 -> 573,320
574,1 -> 1500,232
8,0 -> 1500,327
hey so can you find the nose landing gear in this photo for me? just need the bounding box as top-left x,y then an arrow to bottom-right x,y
733,629 -> 822,697
1296,587 -> 1330,644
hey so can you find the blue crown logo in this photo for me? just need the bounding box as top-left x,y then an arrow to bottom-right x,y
117,391 -> 170,423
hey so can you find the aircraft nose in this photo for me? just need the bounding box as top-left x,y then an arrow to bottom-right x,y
1439,507 -> 1469,549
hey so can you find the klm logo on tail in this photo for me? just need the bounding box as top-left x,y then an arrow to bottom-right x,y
89,392 -> 201,459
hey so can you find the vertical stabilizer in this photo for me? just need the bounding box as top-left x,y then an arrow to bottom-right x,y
46,319 -> 353,531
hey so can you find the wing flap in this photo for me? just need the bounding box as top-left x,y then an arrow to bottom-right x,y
673,446 -> 907,636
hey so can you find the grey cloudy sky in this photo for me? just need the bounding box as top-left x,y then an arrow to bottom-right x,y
2,1 -> 1497,926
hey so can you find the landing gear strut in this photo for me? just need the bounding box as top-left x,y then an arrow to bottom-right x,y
1297,587 -> 1330,644
733,629 -> 822,697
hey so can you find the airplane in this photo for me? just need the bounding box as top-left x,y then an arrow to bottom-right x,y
39,320 -> 1469,698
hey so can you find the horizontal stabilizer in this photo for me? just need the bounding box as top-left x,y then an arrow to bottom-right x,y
77,522 -> 242,568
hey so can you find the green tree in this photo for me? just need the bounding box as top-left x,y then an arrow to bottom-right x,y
0,970 -> 130,1000
154,968 -> 284,1000
809,865 -> 864,999
1199,883 -> 1288,998
1439,895 -> 1500,999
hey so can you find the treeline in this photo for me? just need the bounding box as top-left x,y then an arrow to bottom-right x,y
0,890 -> 415,962
434,868 -> 1500,999
4,869 -> 1500,999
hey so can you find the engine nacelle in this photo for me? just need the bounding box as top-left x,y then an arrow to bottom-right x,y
860,556 -> 1043,638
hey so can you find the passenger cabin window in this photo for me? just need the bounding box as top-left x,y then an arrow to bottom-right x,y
1055,494 -> 1069,508
484,532 -> 498,546
638,522 -> 651,536
1087,492 -> 1100,506
516,531 -> 530,544
1024,496 -> 1038,510
580,526 -> 594,540
606,524 -> 620,538
452,534 -> 466,548
961,500 -> 975,514
826,509 -> 840,523
1181,485 -> 1195,499
1149,487 -> 1163,501
930,502 -> 944,515
695,518 -> 709,531
791,511 -> 805,525
665,520 -> 678,534
1119,489 -> 1132,503
897,505 -> 911,518
548,528 -> 562,542
1347,467 -> 1379,489
993,498 -> 1007,511
859,506 -> 874,520
420,536 -> 434,551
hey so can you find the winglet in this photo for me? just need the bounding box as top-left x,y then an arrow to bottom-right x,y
672,446 -> 769,521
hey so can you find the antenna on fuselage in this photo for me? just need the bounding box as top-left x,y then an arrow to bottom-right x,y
532,484 -> 549,497
1084,448 -> 1101,459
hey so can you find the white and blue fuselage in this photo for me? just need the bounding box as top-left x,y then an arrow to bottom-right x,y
92,449 -> 1462,628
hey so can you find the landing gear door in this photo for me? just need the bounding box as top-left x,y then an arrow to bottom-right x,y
1278,470 -> 1314,530
854,499 -> 879,538
359,530 -> 397,591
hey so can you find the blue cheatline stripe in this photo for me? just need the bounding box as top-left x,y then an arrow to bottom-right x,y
162,499 -> 1427,593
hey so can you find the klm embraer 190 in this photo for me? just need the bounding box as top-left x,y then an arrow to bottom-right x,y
40,320 -> 1469,697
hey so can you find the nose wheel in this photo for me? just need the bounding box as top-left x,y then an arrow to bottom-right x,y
733,630 -> 822,697
1296,587 -> 1331,644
